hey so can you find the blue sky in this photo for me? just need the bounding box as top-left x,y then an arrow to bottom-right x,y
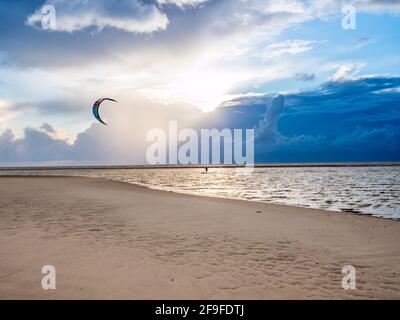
0,0 -> 399,164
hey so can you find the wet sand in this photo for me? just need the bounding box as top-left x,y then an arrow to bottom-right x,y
0,176 -> 399,299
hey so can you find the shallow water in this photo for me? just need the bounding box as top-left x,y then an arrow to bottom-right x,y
1,166 -> 399,219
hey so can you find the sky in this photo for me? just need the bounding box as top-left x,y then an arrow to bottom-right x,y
0,0 -> 399,165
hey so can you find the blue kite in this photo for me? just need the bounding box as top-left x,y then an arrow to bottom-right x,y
92,98 -> 117,125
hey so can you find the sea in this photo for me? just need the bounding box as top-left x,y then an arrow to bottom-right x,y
1,165 -> 399,220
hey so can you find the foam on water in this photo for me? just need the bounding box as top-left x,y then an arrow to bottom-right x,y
1,166 -> 399,219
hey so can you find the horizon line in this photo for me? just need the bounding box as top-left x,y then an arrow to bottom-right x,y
1,161 -> 400,171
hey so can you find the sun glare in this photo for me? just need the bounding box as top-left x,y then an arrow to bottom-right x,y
165,70 -> 237,112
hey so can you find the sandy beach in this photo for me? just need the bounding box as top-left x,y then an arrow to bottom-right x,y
0,176 -> 399,299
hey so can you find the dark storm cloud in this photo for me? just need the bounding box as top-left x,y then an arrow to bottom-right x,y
223,74 -> 400,162
284,76 -> 400,114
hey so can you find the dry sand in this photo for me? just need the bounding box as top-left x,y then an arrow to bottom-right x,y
0,176 -> 399,299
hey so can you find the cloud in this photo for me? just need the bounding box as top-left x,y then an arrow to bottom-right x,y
255,95 -> 285,141
295,72 -> 315,81
264,40 -> 324,58
283,73 -> 400,117
2,72 -> 400,164
0,125 -> 71,163
26,0 -> 169,33
331,63 -> 366,81
222,72 -> 400,162
38,122 -> 73,143
352,36 -> 374,49
1,0 -> 400,165
333,125 -> 399,150
157,0 -> 209,8
0,129 -> 17,161
354,0 -> 400,13
254,0 -> 307,15
0,99 -> 204,164
0,121 -> 143,164
0,0 -> 324,116
310,0 -> 400,16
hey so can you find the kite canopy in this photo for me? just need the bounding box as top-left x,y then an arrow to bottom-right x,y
92,98 -> 117,125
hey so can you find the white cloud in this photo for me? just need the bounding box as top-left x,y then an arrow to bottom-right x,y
354,0 -> 400,13
157,0 -> 209,8
252,0 -> 307,15
26,0 -> 169,33
38,123 -> 74,144
264,40 -> 324,58
331,63 -> 366,81
309,0 -> 400,16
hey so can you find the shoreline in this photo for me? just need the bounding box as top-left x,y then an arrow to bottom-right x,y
1,175 -> 398,222
1,176 -> 399,299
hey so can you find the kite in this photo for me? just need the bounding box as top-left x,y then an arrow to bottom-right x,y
92,98 -> 117,125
